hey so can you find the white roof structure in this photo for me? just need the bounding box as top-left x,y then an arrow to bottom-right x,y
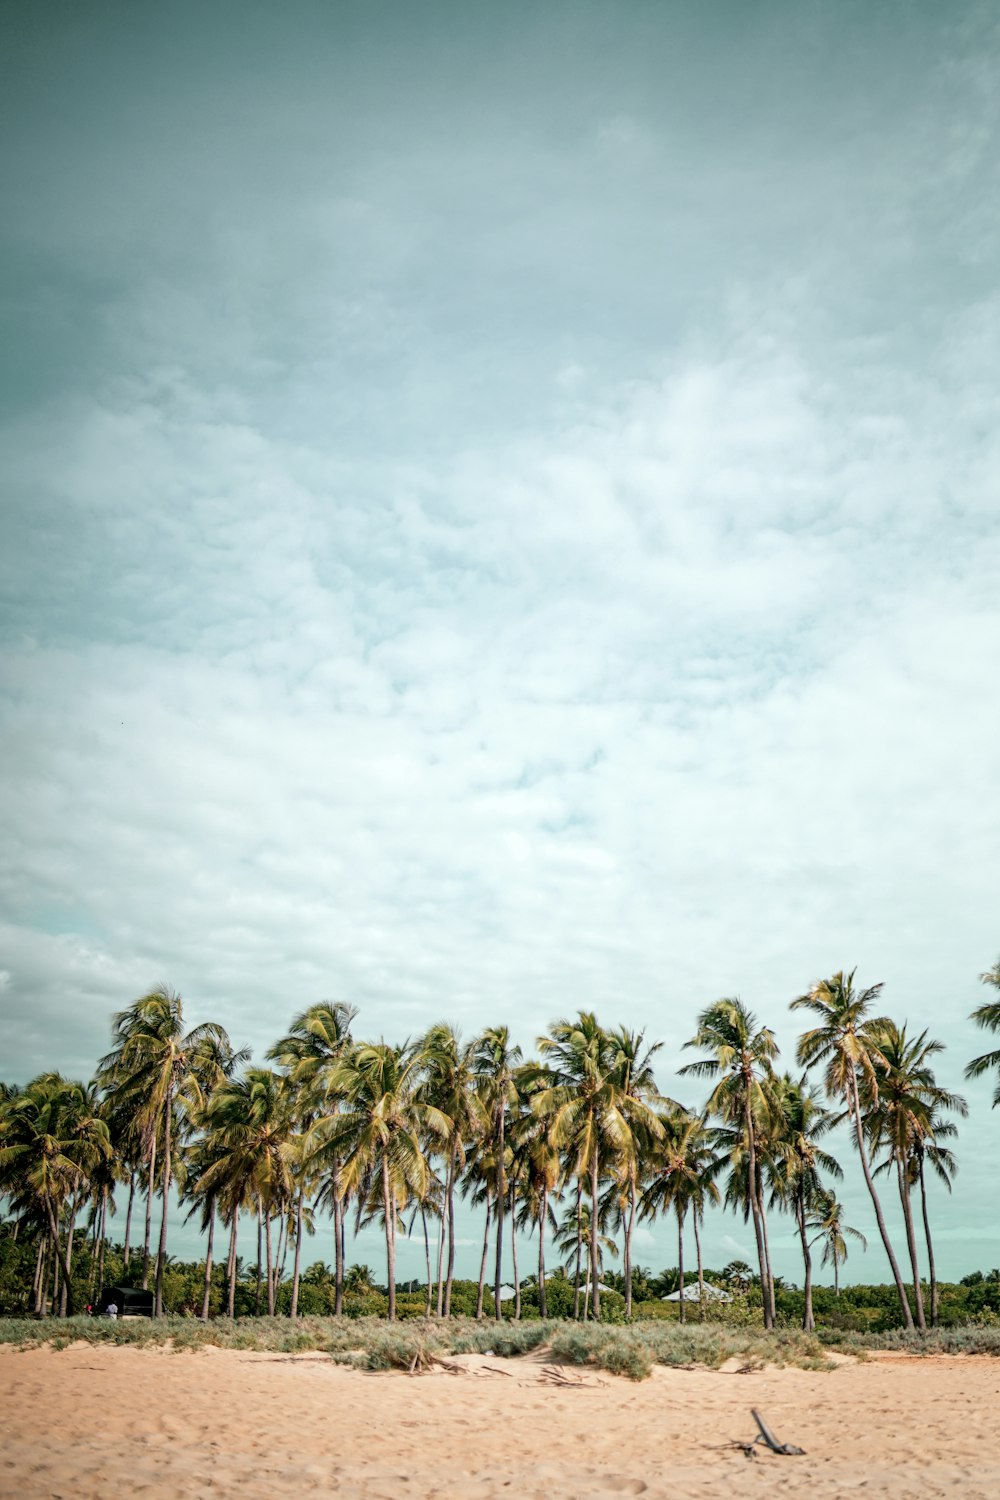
662,1282 -> 731,1303
496,1284 -> 517,1302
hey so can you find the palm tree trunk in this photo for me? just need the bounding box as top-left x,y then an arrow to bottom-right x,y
289,1188 -> 304,1319
382,1157 -> 397,1322
796,1193 -> 814,1332
758,1175 -> 777,1327
123,1170 -> 136,1268
896,1156 -> 926,1330
421,1205 -> 433,1317
849,1073 -> 914,1328
624,1175 -> 636,1319
573,1180 -> 583,1320
201,1197 -> 216,1320
43,1198 -> 76,1316
265,1206 -> 275,1316
694,1210 -> 706,1321
590,1144 -> 601,1321
226,1212 -> 239,1318
475,1196 -> 491,1319
917,1154 -> 939,1327
154,1085 -> 173,1318
743,1090 -> 773,1329
510,1182 -> 520,1320
538,1184 -> 548,1319
96,1192 -> 108,1302
254,1204 -> 263,1314
444,1141 -> 458,1317
333,1192 -> 345,1316
32,1237 -> 46,1315
493,1108 -> 506,1322
59,1208 -> 78,1318
142,1133 -> 157,1290
676,1203 -> 686,1326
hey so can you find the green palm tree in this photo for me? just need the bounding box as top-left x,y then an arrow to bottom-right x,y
417,1023 -> 481,1316
198,1068 -> 295,1315
767,1072 -> 841,1330
268,1001 -> 356,1314
472,1026 -> 523,1322
805,1188 -> 866,1297
681,998 -> 779,1328
534,1013 -> 662,1321
607,1026 -> 665,1317
510,1082 -> 562,1319
638,1108 -> 720,1323
0,1073 -> 111,1316
912,1112 -> 959,1328
864,1022 -> 966,1330
312,1041 -> 448,1320
98,986 -> 237,1316
965,958 -> 1000,1105
791,969 -> 913,1328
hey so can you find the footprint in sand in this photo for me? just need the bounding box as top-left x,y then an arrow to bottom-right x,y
601,1480 -> 648,1495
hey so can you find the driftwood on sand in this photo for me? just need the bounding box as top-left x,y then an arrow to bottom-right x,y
720,1409 -> 806,1459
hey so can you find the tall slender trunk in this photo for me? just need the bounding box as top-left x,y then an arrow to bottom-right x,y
758,1174 -> 777,1327
36,1239 -> 49,1316
917,1154 -> 939,1327
421,1206 -> 433,1317
572,1180 -> 583,1319
743,1087 -> 773,1329
96,1194 -> 108,1302
334,1164 -> 346,1320
201,1197 -> 216,1320
44,1199 -> 75,1316
265,1205 -> 275,1316
154,1085 -> 173,1318
382,1158 -> 397,1321
339,1197 -> 347,1309
475,1197 -> 491,1319
435,1153 -> 449,1316
333,1193 -> 345,1316
796,1192 -> 814,1331
538,1184 -> 548,1319
676,1203 -> 686,1325
896,1156 -> 926,1330
444,1142 -> 458,1317
142,1133 -> 157,1290
493,1106 -> 506,1321
59,1210 -> 77,1318
254,1204 -> 263,1315
32,1237 -> 46,1315
590,1144 -> 601,1321
834,1250 -> 840,1299
123,1170 -> 136,1268
694,1210 -> 706,1321
849,1072 -> 914,1328
624,1175 -> 636,1318
289,1188 -> 304,1319
226,1213 -> 239,1318
510,1182 -> 520,1320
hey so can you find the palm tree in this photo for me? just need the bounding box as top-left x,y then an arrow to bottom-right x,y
312,1041 -> 447,1320
806,1188 -> 866,1297
966,958 -> 1000,1105
98,986 -> 238,1316
472,1027 -> 522,1322
510,1095 -> 562,1319
681,999 -> 779,1327
267,1001 -> 356,1314
791,970 -> 914,1328
638,1108 -> 720,1323
607,1026 -> 665,1317
863,1022 -> 967,1331
417,1023 -> 480,1316
912,1113 -> 959,1328
0,1074 -> 111,1316
534,1013 -> 663,1322
767,1073 -> 841,1330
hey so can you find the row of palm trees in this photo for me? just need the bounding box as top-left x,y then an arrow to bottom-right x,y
2,961 -> 999,1327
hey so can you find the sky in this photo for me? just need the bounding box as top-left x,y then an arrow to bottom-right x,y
2,0 -> 999,1286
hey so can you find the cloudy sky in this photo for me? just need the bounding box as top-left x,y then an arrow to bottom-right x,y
2,1 -> 999,1283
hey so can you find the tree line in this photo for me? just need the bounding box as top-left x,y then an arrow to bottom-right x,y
2,961 -> 999,1329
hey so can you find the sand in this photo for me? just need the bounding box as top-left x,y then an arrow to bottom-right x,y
3,1342 -> 999,1499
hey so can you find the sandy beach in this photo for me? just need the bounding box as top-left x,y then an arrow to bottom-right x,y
3,1344 -> 1000,1499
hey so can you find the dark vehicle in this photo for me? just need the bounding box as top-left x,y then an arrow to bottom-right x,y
96,1286 -> 155,1318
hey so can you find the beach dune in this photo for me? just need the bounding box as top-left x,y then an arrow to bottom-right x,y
2,1343 -> 999,1499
